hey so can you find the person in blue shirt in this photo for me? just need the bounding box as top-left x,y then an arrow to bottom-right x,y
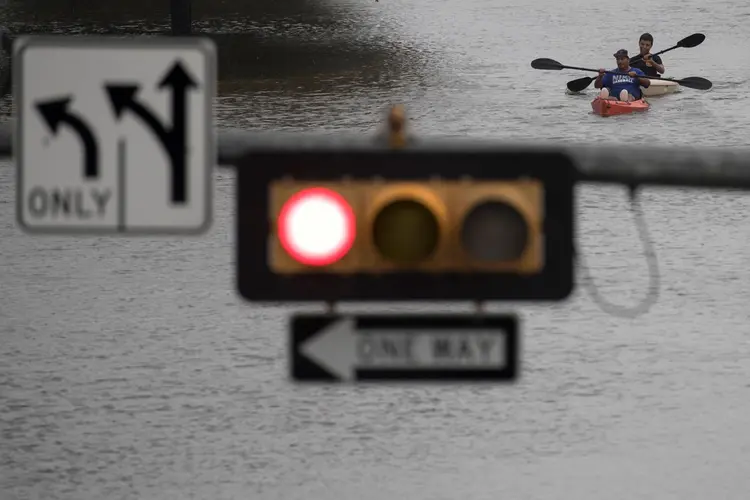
594,49 -> 651,101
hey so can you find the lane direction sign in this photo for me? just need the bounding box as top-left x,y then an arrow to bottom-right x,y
14,35 -> 216,234
292,314 -> 519,383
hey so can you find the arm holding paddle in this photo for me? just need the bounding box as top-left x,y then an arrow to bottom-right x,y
643,54 -> 665,74
594,68 -> 606,89
629,69 -> 650,88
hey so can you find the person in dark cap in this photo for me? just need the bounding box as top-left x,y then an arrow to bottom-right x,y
630,33 -> 665,77
594,49 -> 651,101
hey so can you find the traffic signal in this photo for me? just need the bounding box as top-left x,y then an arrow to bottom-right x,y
269,179 -> 542,273
236,147 -> 575,302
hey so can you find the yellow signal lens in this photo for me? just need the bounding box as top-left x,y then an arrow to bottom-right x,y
372,199 -> 440,264
460,200 -> 529,262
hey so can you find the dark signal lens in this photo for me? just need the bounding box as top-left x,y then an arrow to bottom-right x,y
461,200 -> 528,262
372,199 -> 440,264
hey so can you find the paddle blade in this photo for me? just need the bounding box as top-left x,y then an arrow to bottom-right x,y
566,76 -> 595,92
531,58 -> 564,70
677,76 -> 712,90
678,33 -> 705,48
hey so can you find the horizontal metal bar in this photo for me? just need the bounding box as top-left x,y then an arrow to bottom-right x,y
2,119 -> 750,190
569,144 -> 750,190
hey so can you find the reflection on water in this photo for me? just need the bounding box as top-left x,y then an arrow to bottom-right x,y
0,0 -> 432,79
1,0 -> 341,24
0,0 -> 438,139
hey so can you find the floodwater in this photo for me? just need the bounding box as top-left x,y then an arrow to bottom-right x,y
2,0 -> 750,498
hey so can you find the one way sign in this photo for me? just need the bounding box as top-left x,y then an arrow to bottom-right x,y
292,314 -> 519,383
14,36 -> 216,234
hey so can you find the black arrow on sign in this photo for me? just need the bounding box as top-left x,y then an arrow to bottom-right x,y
105,60 -> 198,205
36,97 -> 99,179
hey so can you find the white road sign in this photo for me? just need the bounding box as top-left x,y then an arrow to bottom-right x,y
292,314 -> 519,382
14,36 -> 216,234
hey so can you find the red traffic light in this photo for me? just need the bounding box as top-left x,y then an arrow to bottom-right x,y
277,187 -> 357,266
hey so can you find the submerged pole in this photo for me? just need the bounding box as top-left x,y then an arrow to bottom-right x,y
170,0 -> 193,35
0,26 -> 12,99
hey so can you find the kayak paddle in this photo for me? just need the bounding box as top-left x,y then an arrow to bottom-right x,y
531,58 -> 712,90
564,33 -> 706,92
630,33 -> 705,63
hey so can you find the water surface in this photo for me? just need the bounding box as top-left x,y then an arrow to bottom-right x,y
2,0 -> 750,498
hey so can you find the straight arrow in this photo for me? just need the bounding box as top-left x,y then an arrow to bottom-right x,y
158,61 -> 197,204
158,61 -> 197,154
36,97 -> 99,179
300,319 -> 508,381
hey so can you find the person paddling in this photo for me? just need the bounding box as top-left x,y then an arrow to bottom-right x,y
630,33 -> 665,77
594,49 -> 651,101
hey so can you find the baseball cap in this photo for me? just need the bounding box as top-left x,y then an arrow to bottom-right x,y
613,49 -> 629,58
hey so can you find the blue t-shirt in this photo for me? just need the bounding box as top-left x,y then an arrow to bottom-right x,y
602,67 -> 646,99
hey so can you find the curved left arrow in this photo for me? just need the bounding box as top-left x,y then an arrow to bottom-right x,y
104,61 -> 198,205
36,97 -> 99,179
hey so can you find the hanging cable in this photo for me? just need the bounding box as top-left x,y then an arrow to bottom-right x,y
576,184 -> 661,319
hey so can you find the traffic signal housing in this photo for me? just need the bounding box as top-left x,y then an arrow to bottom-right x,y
237,147 -> 575,302
269,179 -> 542,273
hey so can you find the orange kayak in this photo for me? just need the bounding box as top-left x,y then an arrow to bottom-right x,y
591,97 -> 650,117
